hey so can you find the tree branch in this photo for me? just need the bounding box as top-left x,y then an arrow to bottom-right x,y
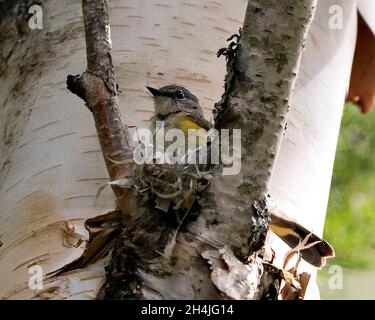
67,0 -> 137,222
201,0 -> 318,295
204,0 -> 318,253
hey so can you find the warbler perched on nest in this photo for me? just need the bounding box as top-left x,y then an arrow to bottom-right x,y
135,85 -> 213,220
139,84 -> 334,267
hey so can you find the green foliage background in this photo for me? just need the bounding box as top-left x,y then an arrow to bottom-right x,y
324,103 -> 375,269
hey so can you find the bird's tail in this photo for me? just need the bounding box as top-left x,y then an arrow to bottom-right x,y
269,212 -> 335,268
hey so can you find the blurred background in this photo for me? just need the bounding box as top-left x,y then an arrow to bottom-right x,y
318,103 -> 375,299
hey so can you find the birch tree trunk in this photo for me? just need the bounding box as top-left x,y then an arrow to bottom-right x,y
0,0 -> 359,299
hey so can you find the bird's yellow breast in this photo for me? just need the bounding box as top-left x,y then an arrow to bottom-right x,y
166,113 -> 204,134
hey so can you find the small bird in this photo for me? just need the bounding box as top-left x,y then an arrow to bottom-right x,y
145,85 -> 213,215
146,84 -> 334,268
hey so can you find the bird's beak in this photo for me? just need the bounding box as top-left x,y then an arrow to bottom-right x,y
146,86 -> 163,97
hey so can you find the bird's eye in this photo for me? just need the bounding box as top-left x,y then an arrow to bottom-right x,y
174,90 -> 186,100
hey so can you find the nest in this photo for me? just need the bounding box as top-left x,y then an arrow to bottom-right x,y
135,162 -> 213,214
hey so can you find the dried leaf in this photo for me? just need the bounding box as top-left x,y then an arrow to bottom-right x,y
47,209 -> 122,278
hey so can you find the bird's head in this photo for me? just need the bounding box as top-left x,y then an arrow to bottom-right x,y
147,85 -> 203,119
